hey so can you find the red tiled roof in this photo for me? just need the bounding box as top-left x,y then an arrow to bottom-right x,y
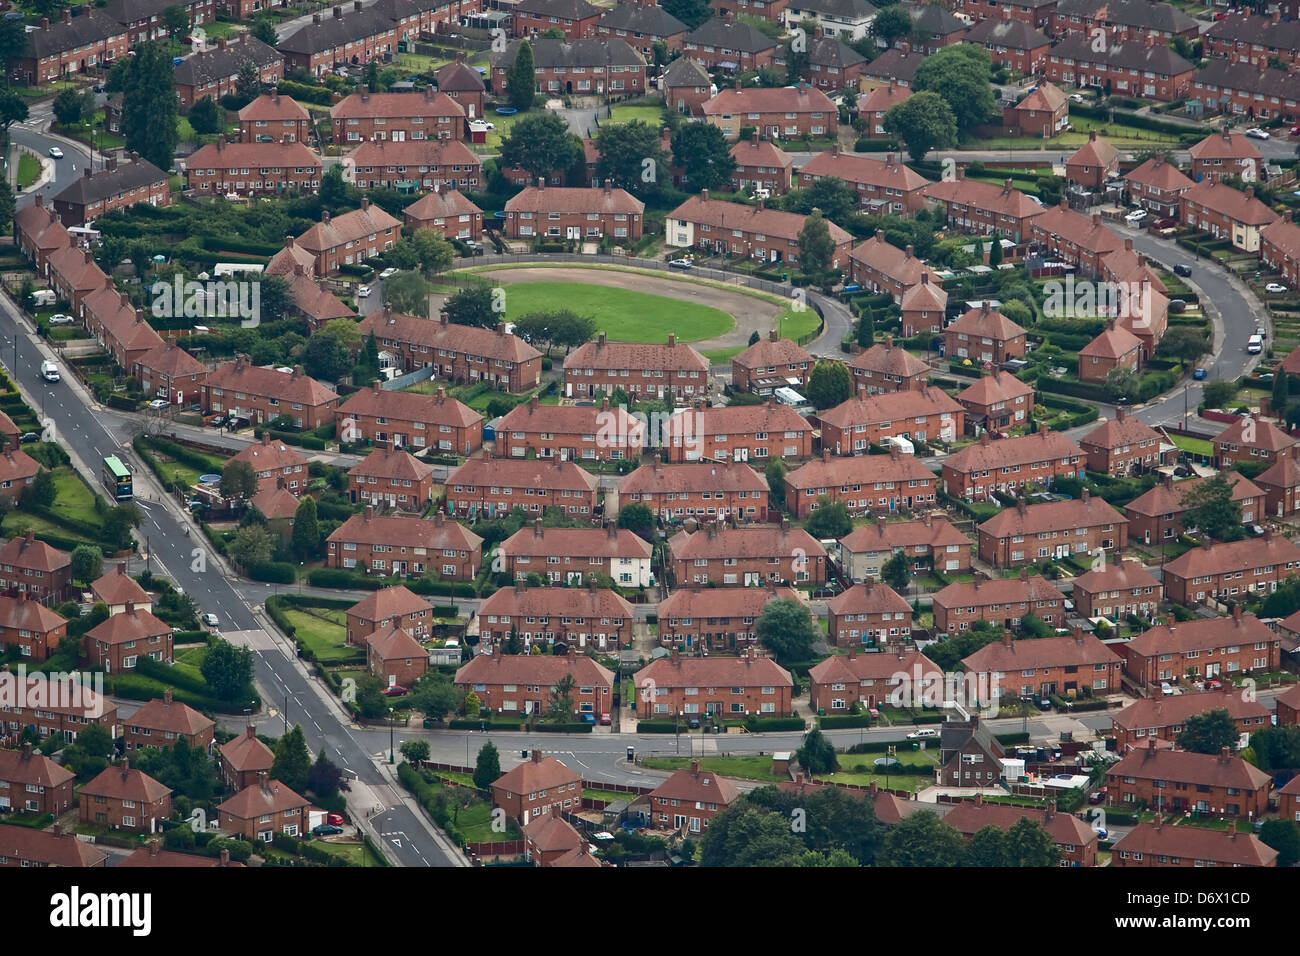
828,580 -> 910,616
635,649 -> 792,690
1013,81 -> 1066,112
497,397 -> 641,438
91,563 -> 151,607
669,195 -> 852,245
1124,472 -> 1262,518
1188,130 -> 1262,163
1124,156 -> 1194,192
0,747 -> 73,789
348,585 -> 432,622
856,82 -> 912,114
500,525 -> 650,558
657,584 -> 798,620
799,149 -> 929,192
1124,613 -> 1277,658
943,430 -> 1084,475
666,524 -> 826,561
946,301 -> 1027,341
943,799 -> 1095,848
186,140 -> 321,171
621,460 -> 768,496
238,93 -> 309,122
403,187 -> 483,223
1163,534 -> 1300,580
339,387 -> 490,434
250,483 -> 300,520
296,202 -> 402,255
505,183 -> 644,216
924,177 -> 1047,222
329,512 -> 482,551
127,692 -> 215,737
228,434 -> 310,474
849,338 -> 929,378
1111,821 -> 1276,866
817,385 -> 962,429
345,138 -> 481,172
1111,688 -> 1270,733
978,490 -> 1127,538
118,846 -> 245,867
703,85 -> 835,117
956,370 -> 1035,408
456,648 -> 614,688
729,137 -> 793,169
220,726 -> 274,773
82,763 -> 172,803
478,583 -> 633,623
447,457 -> 598,493
365,623 -> 426,661
839,514 -> 969,553
330,89 -> 465,121
649,764 -> 741,806
493,754 -> 580,794
1080,323 -> 1143,360
218,778 -> 309,819
524,811 -> 584,853
206,360 -> 338,408
86,606 -> 171,646
1030,204 -> 1125,255
0,826 -> 106,867
849,230 -> 936,286
134,341 -> 206,379
349,447 -> 435,483
732,334 -> 812,372
1080,410 -> 1164,450
809,647 -> 940,686
359,308 -> 542,365
1067,131 -> 1119,169
662,400 -> 814,440
964,631 -> 1120,672
1255,449 -> 1300,491
900,273 -> 948,311
0,531 -> 69,573
1214,416 -> 1296,452
1110,746 -> 1271,791
784,451 -> 936,491
932,573 -> 1066,612
1070,558 -> 1160,595
1183,181 -> 1279,227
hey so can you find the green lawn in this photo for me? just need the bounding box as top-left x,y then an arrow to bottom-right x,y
641,755 -> 789,781
777,305 -> 821,344
499,281 -> 734,343
2,510 -> 98,547
1170,434 -> 1213,457
16,154 -> 39,190
607,104 -> 665,126
196,21 -> 243,40
49,467 -> 105,527
479,109 -> 531,151
702,345 -> 744,364
308,838 -> 387,866
282,608 -> 356,662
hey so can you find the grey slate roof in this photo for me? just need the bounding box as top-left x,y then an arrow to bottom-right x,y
279,8 -> 395,56
27,12 -> 125,60
597,3 -> 688,37
490,37 -> 645,71
173,36 -> 282,87
684,18 -> 778,54
52,158 -> 168,207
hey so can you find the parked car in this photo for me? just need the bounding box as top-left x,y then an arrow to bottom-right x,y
202,612 -> 219,627
147,399 -> 169,410
907,728 -> 939,739
378,267 -> 398,279
382,684 -> 407,697
1174,263 -> 1192,277
1266,282 -> 1287,293
48,313 -> 74,325
1193,367 -> 1207,380
1246,127 -> 1270,140
48,147 -> 63,159
1124,208 -> 1147,223
1088,787 -> 1108,805
312,824 -> 344,837
19,431 -> 39,443
1160,681 -> 1176,696
209,416 -> 227,429
1070,93 -> 1085,103
357,285 -> 372,297
326,813 -> 345,825
578,713 -> 596,725
1248,334 -> 1264,354
668,258 -> 694,269
1168,298 -> 1186,313
1256,326 -> 1268,339
599,712 -> 612,725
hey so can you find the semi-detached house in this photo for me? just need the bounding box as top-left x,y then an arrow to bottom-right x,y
668,191 -> 853,267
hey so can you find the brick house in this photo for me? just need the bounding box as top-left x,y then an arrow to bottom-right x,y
855,80 -> 911,139
403,188 -> 484,241
330,88 -> 466,144
1078,320 -> 1143,384
1118,610 -> 1281,689
0,826 -> 106,868
498,524 -> 653,587
662,57 -> 713,117
0,530 -> 71,604
0,452 -> 42,510
51,157 -> 170,228
1111,819 -> 1277,867
15,11 -> 128,87
635,649 -> 794,719
645,761 -> 741,834
958,0 -> 1057,29
1278,682 -> 1300,728
1261,218 -> 1300,290
729,134 -> 794,195
1186,58 -> 1300,123
366,624 -> 428,689
1123,156 -> 1193,219
775,35 -> 865,92
968,16 -> 1052,75
956,370 -> 1035,434
964,628 -> 1123,699
1180,181 -> 1279,253
182,137 -> 322,196
217,774 -> 310,841
0,674 -> 116,747
937,716 -> 1006,787
826,579 -> 912,648
172,34 -> 283,108
227,434 -> 310,495
1203,9 -> 1300,69
513,0 -> 600,38
1110,688 -> 1272,752
655,585 -> 796,653
1041,33 -> 1194,102
473,583 -> 633,653
456,648 -> 615,716
944,301 -> 1028,367
922,175 -> 1046,245
667,521 -> 826,586
932,569 -> 1067,632
348,448 -> 436,512
859,46 -> 923,89
944,795 -> 1098,866
1124,472 -> 1264,546
714,0 -> 790,20
339,382 -> 482,455
523,810 -> 588,867
80,761 -> 172,833
358,308 -> 542,393
434,55 -> 487,121
0,592 -> 66,662
1078,407 -> 1169,476
83,603 -> 172,674
504,180 -> 644,241
783,0 -> 877,39
1255,446 -> 1300,519
977,490 -> 1127,568
900,273 -> 948,339
848,337 -> 929,397
294,200 -> 402,275
1052,0 -> 1198,43
445,459 -> 601,520
1070,558 -> 1161,621
1105,741 -> 1272,819
809,647 -> 942,713
1005,83 -> 1071,139
496,398 -> 646,463
48,247 -> 108,312
1213,416 -> 1296,469
1188,130 -> 1263,185
346,585 -> 434,645
563,332 -> 709,402
0,743 -> 74,817
838,514 -> 971,581
239,93 -> 311,145
133,342 -> 208,406
620,460 -> 769,523
783,449 -> 938,519
595,0 -> 688,58
101,0 -> 213,45
796,149 -> 926,215
1065,130 -> 1119,189
1161,533 -> 1300,608
680,18 -> 777,73
817,385 -> 964,452
667,191 -> 853,268
327,508 -> 482,579
277,3 -> 397,78
492,752 -> 582,826
343,138 -> 482,192
661,399 -> 815,464
122,689 -> 215,753
90,564 -> 151,616
848,232 -> 939,303
731,330 -> 812,394
13,197 -> 70,275
1028,203 -> 1124,275
941,430 -> 1085,501
490,38 -> 646,99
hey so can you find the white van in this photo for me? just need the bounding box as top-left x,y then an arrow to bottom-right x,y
40,360 -> 60,382
1247,334 -> 1263,354
32,290 -> 56,307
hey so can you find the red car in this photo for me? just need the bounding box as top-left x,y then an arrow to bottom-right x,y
599,713 -> 612,725
326,812 -> 345,826
382,684 -> 407,697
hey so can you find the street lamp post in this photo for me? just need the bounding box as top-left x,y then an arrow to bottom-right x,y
283,691 -> 288,734
388,708 -> 395,764
675,711 -> 682,754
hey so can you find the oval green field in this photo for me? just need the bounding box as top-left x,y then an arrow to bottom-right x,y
500,281 -> 735,343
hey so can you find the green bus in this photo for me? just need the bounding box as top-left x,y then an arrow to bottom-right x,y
102,456 -> 133,501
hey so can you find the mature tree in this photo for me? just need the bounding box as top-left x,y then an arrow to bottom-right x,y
1251,725 -> 1300,770
670,122 -> 736,191
355,673 -> 388,718
499,112 -> 584,183
617,502 -> 655,542
914,45 -> 998,136
987,230 -> 1003,267
444,284 -> 498,328
516,309 -> 598,353
700,805 -> 807,866
879,810 -> 965,866
926,628 -> 1003,671
0,17 -> 29,83
662,0 -> 712,29
162,5 -> 190,37
291,495 -> 321,559
784,177 -> 858,224
385,271 -> 433,317
102,504 -> 141,550
0,179 -> 13,237
1202,378 -> 1236,409
856,309 -> 875,349
749,329 -> 761,346
507,40 -> 536,111
1179,472 -> 1243,541
354,331 -> 381,386
473,740 -> 501,789
596,120 -> 667,198
1003,816 -> 1061,866
1273,369 -> 1290,416
409,227 -> 455,276
53,86 -> 88,126
200,638 -> 254,700
756,597 -> 818,663
796,728 -> 839,774
365,58 -> 382,93
234,59 -> 261,102
319,164 -> 351,210
1156,327 -> 1210,364
306,748 -> 341,798
120,42 -> 179,171
965,825 -> 1008,866
882,89 -> 959,162
880,549 -> 910,592
0,91 -> 29,148
796,209 -> 837,285
546,672 -> 577,721
23,468 -> 55,508
766,456 -> 787,509
256,272 -> 292,324
220,459 -> 259,501
782,31 -> 810,85
1259,819 -> 1300,867
1176,709 -> 1241,754
70,545 -> 103,585
249,17 -> 279,46
188,96 -> 221,136
806,497 -> 851,538
806,359 -> 852,409
408,672 -> 463,719
303,332 -> 353,381
871,5 -> 913,45
228,524 -> 275,568
270,724 -> 311,793
1104,365 -> 1137,402
400,739 -> 431,763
